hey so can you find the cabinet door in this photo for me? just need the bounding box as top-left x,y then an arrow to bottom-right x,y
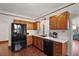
33,22 -> 37,30
33,36 -> 43,51
53,41 -> 67,56
62,42 -> 67,56
57,12 -> 68,29
27,36 -> 33,46
49,16 -> 57,29
33,36 -> 37,47
33,36 -> 39,48
37,37 -> 43,51
27,23 -> 34,30
37,21 -> 40,30
53,41 -> 62,56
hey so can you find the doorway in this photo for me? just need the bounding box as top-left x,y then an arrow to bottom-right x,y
72,24 -> 79,56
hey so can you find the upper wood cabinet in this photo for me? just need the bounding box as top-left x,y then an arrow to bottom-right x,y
35,21 -> 40,30
26,22 -> 34,30
49,11 -> 70,30
33,22 -> 37,30
50,15 -> 58,29
14,20 -> 38,30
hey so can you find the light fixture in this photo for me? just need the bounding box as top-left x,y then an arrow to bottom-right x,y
72,25 -> 76,30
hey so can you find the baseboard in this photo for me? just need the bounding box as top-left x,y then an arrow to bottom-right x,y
73,39 -> 79,41
8,46 -> 11,49
27,44 -> 33,47
0,40 -> 8,44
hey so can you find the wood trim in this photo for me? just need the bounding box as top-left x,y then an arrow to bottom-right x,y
35,3 -> 75,20
0,40 -> 8,44
0,13 -> 33,20
14,19 -> 34,23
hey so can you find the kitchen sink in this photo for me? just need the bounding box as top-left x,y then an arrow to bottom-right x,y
40,35 -> 47,37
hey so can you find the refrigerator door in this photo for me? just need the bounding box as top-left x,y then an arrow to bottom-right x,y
11,23 -> 27,52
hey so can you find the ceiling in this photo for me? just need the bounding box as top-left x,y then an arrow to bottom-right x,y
0,3 -> 70,20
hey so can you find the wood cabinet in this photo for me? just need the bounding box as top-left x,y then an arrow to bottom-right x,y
57,11 -> 69,29
27,36 -> 33,46
27,35 -> 67,56
33,36 -> 43,51
27,36 -> 67,56
14,20 -> 38,30
33,22 -> 37,30
53,41 -> 67,56
50,15 -> 57,29
49,11 -> 69,30
33,36 -> 38,47
37,37 -> 43,50
33,36 -> 68,56
36,21 -> 40,30
26,22 -> 34,30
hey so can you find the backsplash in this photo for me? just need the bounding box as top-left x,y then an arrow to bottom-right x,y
27,30 -> 39,35
49,30 -> 71,40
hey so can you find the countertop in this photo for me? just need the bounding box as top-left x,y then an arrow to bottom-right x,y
28,35 -> 68,43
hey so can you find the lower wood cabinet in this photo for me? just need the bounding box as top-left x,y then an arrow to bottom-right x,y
53,41 -> 67,56
27,36 -> 33,46
28,35 -> 67,56
37,37 -> 43,51
33,36 -> 38,47
33,36 -> 43,51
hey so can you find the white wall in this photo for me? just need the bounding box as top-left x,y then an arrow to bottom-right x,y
0,14 -> 13,41
72,17 -> 79,27
49,30 -> 70,40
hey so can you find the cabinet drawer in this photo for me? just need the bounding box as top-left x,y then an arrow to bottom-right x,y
53,41 -> 62,47
54,45 -> 62,49
53,46 -> 62,56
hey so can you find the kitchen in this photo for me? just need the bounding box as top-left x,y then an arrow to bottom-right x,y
0,3 -> 78,56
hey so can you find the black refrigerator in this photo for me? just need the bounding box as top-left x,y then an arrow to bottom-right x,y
11,23 -> 27,52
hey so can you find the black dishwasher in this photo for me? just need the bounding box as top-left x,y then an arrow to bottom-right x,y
43,39 -> 53,56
